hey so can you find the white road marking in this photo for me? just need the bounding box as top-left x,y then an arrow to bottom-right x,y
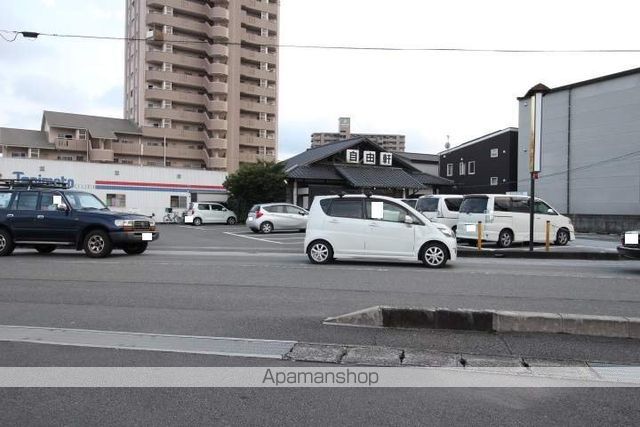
0,325 -> 296,359
223,232 -> 284,244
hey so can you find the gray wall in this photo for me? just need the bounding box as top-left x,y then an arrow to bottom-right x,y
518,73 -> 640,218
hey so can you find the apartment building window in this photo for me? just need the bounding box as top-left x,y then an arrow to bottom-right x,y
170,195 -> 187,209
260,79 -> 268,88
57,155 -> 73,161
28,149 -> 40,159
259,112 -> 268,121
162,81 -> 172,90
107,194 -> 126,208
468,161 -> 476,175
260,96 -> 268,104
490,177 -> 499,186
162,100 -> 172,109
490,148 -> 499,158
162,119 -> 171,128
162,43 -> 173,53
78,129 -> 87,140
162,63 -> 172,72
446,163 -> 453,177
459,161 -> 466,176
163,25 -> 173,35
58,133 -> 73,139
261,28 -> 269,37
261,11 -> 269,20
259,129 -> 267,138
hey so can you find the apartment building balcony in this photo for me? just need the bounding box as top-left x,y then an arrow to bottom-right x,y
204,137 -> 227,150
241,31 -> 275,46
239,135 -> 276,148
208,44 -> 229,58
208,62 -> 229,76
238,151 -> 276,163
242,14 -> 277,32
208,25 -> 229,40
146,70 -> 204,88
243,0 -> 279,15
241,49 -> 276,64
211,6 -> 230,21
54,138 -> 88,152
202,149 -> 227,169
89,148 -> 114,163
145,107 -> 203,124
148,0 -> 209,18
146,88 -> 204,105
239,83 -> 276,97
240,118 -> 276,131
112,141 -> 142,156
204,117 -> 228,131
147,13 -> 209,36
240,65 -> 276,80
239,100 -> 276,114
206,99 -> 228,112
147,51 -> 206,70
143,126 -> 204,142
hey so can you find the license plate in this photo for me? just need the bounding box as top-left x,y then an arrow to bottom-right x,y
625,232 -> 639,245
247,216 -> 254,221
142,233 -> 153,241
466,224 -> 477,232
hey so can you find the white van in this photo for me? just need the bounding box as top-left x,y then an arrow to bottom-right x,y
415,195 -> 463,232
455,194 -> 575,248
304,195 -> 457,268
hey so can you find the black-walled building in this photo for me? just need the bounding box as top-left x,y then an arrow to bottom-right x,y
438,128 -> 518,194
283,137 -> 453,209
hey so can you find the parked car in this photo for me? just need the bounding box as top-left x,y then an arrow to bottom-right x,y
415,195 -> 463,233
246,203 -> 309,233
455,194 -> 575,248
304,195 -> 457,268
401,198 -> 418,209
0,179 -> 158,258
183,202 -> 237,226
617,231 -> 640,259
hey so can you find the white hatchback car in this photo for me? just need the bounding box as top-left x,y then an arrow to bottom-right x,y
183,202 -> 237,226
304,195 -> 457,268
246,203 -> 309,234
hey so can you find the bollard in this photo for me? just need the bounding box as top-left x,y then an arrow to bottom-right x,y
477,221 -> 483,251
545,220 -> 551,252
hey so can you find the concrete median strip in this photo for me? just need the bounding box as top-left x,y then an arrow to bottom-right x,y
457,247 -> 621,260
324,306 -> 640,339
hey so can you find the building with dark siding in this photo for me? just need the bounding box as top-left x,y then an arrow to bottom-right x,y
438,128 -> 518,194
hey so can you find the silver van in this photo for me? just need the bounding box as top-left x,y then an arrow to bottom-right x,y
415,195 -> 463,233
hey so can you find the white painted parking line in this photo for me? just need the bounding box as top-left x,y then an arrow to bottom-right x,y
224,232 -> 284,244
0,325 -> 296,359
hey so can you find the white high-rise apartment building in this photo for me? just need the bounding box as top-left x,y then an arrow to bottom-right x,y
125,0 -> 279,172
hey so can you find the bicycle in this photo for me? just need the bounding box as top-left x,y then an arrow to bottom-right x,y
162,208 -> 182,223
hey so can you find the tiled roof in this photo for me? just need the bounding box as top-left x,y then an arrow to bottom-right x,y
43,111 -> 142,140
0,127 -> 51,149
285,165 -> 342,180
283,137 -> 368,170
397,152 -> 439,163
411,172 -> 454,186
335,165 -> 426,189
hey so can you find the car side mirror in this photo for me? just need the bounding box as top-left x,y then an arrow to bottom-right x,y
404,215 -> 414,224
547,208 -> 555,214
222,208 -> 228,211
57,203 -> 68,212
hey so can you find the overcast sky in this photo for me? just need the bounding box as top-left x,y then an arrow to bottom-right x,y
1,0 -> 640,159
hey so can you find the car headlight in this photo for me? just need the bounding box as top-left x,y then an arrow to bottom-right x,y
438,227 -> 455,238
114,219 -> 135,228
149,220 -> 156,227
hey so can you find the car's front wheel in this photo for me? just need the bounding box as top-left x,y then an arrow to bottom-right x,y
83,230 -> 113,258
420,242 -> 448,268
0,229 -> 15,257
123,242 -> 148,255
35,245 -> 56,254
497,229 -> 514,248
555,229 -> 570,246
307,240 -> 333,264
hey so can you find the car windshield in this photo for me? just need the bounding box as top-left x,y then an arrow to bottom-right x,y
416,198 -> 439,212
459,197 -> 488,214
65,192 -> 108,210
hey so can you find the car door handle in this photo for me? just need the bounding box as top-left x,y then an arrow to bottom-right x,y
6,214 -> 14,218
36,215 -> 45,219
369,222 -> 379,227
328,219 -> 339,224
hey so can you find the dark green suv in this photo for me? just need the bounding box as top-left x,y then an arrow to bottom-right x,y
0,179 -> 159,258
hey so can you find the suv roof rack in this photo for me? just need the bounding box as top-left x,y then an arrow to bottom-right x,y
0,179 -> 71,190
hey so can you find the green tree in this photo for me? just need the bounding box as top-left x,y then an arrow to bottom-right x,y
223,161 -> 287,221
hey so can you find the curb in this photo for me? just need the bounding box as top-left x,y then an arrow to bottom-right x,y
457,248 -> 621,260
324,306 -> 640,340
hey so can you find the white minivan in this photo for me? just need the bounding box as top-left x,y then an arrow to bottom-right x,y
455,194 -> 575,248
304,195 -> 457,268
415,195 -> 463,233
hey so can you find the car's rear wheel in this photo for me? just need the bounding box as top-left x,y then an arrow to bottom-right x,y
497,229 -> 514,248
193,217 -> 203,226
227,217 -> 237,225
35,245 -> 56,254
123,242 -> 148,255
83,230 -> 113,258
0,229 -> 15,257
307,240 -> 333,264
420,242 -> 448,268
260,222 -> 273,234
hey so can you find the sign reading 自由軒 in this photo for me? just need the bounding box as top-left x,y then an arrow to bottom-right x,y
345,150 -> 393,166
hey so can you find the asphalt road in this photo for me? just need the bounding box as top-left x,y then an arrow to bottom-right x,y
1,224 -> 639,425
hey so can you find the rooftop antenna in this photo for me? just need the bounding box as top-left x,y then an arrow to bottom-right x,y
445,135 -> 451,150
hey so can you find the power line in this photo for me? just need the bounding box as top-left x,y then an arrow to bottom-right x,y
2,29 -> 640,53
